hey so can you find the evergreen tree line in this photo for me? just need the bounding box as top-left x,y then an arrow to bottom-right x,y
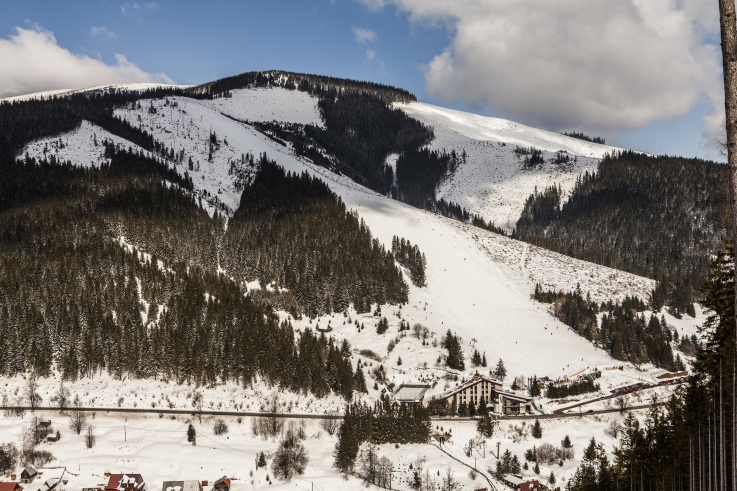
566,243 -> 737,490
391,236 -> 427,287
545,379 -> 600,399
390,148 -> 463,207
514,151 -> 728,312
534,285 -> 686,370
335,398 -> 431,473
221,155 -> 410,317
561,131 -> 606,145
184,69 -> 417,105
0,157 -> 358,395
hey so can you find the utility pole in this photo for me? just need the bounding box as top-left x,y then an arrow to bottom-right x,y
496,441 -> 501,459
124,423 -> 126,442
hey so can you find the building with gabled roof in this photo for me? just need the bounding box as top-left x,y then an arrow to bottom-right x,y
0,483 -> 23,491
503,475 -> 546,491
434,374 -> 533,415
20,467 -> 37,484
212,478 -> 230,491
105,474 -> 145,491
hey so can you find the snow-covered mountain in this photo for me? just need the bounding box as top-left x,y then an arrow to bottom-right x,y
6,77 -> 706,491
21,85 -> 656,380
397,102 -> 624,231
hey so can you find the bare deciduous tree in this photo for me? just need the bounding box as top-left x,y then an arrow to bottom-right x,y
68,405 -> 87,435
55,381 -> 70,410
321,412 -> 339,436
192,391 -> 204,423
615,394 -> 630,412
26,373 -> 40,410
84,425 -> 96,449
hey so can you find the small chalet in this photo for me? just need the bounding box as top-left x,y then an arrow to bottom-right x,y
212,477 -> 230,491
503,475 -> 546,491
435,374 -> 533,415
161,481 -> 202,491
0,483 -> 23,491
20,467 -> 37,484
105,475 -> 146,491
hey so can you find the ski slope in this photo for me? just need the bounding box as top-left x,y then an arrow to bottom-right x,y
397,102 -> 626,231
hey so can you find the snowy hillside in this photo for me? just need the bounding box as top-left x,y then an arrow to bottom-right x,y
397,102 -> 625,231
21,86 -> 656,382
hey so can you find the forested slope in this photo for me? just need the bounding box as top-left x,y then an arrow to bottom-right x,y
514,151 -> 727,311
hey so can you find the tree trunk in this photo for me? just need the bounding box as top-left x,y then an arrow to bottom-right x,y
719,0 -> 737,372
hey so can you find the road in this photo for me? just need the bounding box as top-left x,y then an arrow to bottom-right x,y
0,402 -> 656,421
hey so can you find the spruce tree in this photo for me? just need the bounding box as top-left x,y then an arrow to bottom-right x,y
476,397 -> 495,437
494,359 -> 507,380
335,416 -> 358,474
354,365 -> 368,393
531,419 -> 543,438
187,423 -> 196,445
562,435 -> 571,448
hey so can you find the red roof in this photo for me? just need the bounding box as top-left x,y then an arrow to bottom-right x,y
0,483 -> 22,491
105,474 -> 144,491
519,480 -> 543,491
213,478 -> 230,489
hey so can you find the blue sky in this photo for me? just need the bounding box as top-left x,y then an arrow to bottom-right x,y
0,0 -> 725,160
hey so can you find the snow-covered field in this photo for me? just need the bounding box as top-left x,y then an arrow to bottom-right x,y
0,406 -> 654,491
398,102 -> 625,231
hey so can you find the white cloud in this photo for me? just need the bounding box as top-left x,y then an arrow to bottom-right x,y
90,26 -> 116,38
144,2 -> 159,10
0,24 -> 173,99
120,2 -> 141,15
365,49 -> 376,60
362,0 -> 724,150
352,27 -> 378,44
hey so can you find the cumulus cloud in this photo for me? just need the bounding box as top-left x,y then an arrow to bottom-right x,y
0,24 -> 172,99
90,26 -> 116,38
144,2 -> 159,10
353,27 -> 378,44
362,0 -> 724,148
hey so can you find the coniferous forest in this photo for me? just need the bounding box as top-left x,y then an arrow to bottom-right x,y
567,245 -> 737,491
222,156 -> 409,317
0,77 -> 430,396
534,285 -> 686,370
515,151 -> 727,310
